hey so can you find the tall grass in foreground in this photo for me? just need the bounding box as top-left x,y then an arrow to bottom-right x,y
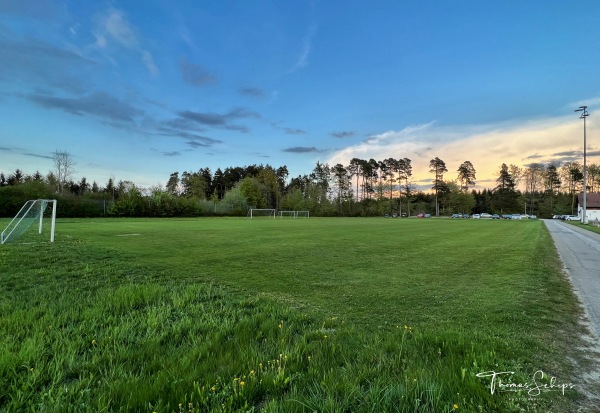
0,218 -> 597,412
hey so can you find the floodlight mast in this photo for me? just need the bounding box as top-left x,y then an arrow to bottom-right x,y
575,106 -> 589,224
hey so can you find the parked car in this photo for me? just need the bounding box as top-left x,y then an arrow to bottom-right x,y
425,213 -> 431,218
502,214 -> 512,219
463,214 -> 470,218
565,215 -> 579,221
511,214 -> 522,220
417,213 -> 424,218
472,214 -> 481,219
492,214 -> 500,219
451,213 -> 461,218
480,213 -> 492,219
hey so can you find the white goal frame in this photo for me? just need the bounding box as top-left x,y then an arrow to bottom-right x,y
247,208 -> 276,219
1,199 -> 57,244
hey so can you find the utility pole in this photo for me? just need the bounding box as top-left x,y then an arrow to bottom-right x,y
575,106 -> 589,224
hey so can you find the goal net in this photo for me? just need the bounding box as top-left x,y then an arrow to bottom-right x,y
1,199 -> 57,244
278,210 -> 310,218
247,208 -> 276,219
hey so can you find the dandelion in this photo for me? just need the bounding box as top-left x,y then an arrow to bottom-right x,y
92,339 -> 96,345
259,363 -> 263,368
307,356 -> 312,361
278,323 -> 283,329
250,370 -> 255,375
211,386 -> 216,391
240,381 -> 245,386
323,335 -> 328,339
453,404 -> 459,409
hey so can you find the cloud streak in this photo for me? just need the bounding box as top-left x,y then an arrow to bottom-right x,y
24,92 -> 143,122
326,115 -> 600,190
177,108 -> 260,132
93,7 -> 159,76
289,25 -> 317,73
283,146 -> 322,153
180,58 -> 217,86
331,131 -> 355,139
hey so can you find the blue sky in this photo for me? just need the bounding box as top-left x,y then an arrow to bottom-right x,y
1,0 -> 599,190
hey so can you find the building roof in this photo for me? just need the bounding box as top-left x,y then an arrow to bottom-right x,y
578,192 -> 600,209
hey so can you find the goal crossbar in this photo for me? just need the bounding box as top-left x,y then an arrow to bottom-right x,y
1,199 -> 57,244
247,208 -> 276,219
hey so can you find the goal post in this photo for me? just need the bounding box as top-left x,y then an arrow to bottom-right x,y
247,208 -> 276,219
1,199 -> 57,244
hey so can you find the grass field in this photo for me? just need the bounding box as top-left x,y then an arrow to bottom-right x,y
0,217 -> 596,412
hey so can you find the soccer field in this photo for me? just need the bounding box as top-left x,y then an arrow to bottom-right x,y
0,217 -> 593,412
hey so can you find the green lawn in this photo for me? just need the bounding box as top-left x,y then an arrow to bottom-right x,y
0,217 -> 594,412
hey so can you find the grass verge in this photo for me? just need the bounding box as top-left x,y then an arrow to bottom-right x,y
0,217 -> 594,412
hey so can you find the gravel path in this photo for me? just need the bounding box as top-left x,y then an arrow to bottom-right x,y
544,219 -> 600,409
544,219 -> 600,339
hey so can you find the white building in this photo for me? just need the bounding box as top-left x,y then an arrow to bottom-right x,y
577,192 -> 600,223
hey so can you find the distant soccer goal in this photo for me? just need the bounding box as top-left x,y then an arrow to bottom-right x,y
1,199 -> 57,244
247,208 -> 276,219
278,210 -> 310,218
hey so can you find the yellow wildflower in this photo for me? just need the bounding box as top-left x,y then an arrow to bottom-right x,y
454,404 -> 459,409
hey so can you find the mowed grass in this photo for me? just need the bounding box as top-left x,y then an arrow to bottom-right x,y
0,217 -> 593,412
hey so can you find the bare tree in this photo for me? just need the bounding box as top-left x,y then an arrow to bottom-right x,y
53,150 -> 76,194
524,163 -> 544,214
508,164 -> 523,190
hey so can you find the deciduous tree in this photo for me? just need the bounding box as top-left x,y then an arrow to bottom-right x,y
53,150 -> 76,194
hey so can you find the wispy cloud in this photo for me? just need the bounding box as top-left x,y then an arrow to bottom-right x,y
331,131 -> 355,139
283,146 -> 322,153
24,91 -> 143,122
0,30 -> 95,94
289,25 -> 317,73
284,128 -> 306,135
326,115 -> 600,190
239,87 -> 266,98
180,58 -> 217,86
177,108 -> 260,132
0,0 -> 65,22
93,8 -> 159,76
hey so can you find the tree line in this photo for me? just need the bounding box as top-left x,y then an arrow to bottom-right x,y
1,150 -> 596,218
